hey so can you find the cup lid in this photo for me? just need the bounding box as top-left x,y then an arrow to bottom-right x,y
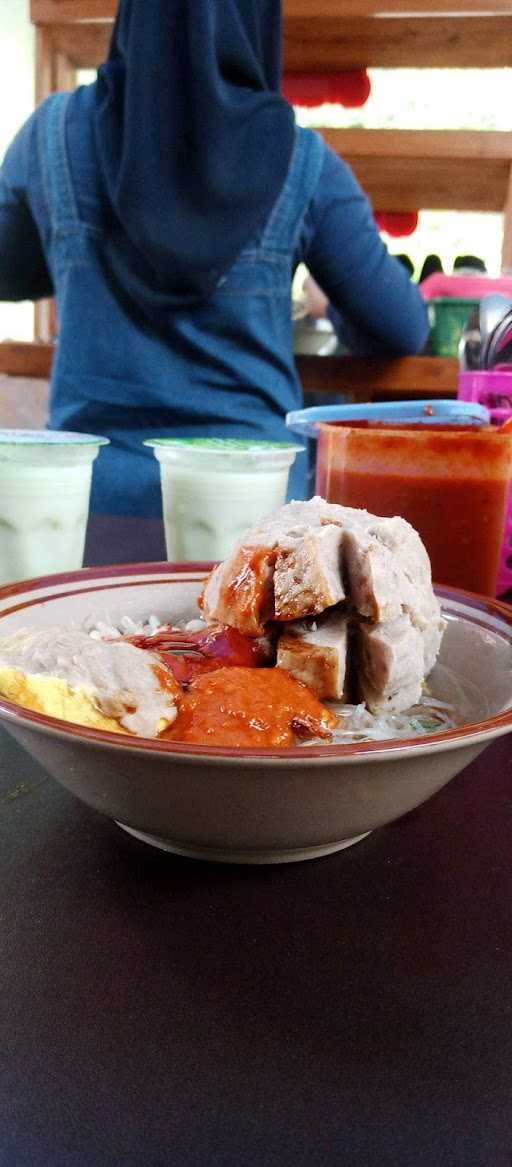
0,429 -> 109,446
286,400 -> 490,439
145,437 -> 303,469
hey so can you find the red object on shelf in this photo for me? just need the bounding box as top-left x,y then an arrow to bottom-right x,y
375,211 -> 419,238
282,71 -> 371,108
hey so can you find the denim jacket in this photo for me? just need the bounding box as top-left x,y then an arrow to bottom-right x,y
0,88 -> 428,516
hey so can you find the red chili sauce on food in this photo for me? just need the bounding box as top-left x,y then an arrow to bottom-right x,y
199,545 -> 276,636
127,624 -> 268,685
163,666 -> 336,748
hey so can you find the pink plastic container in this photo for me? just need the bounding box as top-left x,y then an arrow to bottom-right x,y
459,370 -> 512,595
421,273 -> 512,302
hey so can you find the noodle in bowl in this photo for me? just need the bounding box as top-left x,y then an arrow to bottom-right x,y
0,564 -> 511,863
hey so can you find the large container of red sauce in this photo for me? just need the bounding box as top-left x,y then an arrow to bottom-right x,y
287,401 -> 512,595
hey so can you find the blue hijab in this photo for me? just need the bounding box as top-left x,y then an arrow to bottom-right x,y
94,0 -> 295,327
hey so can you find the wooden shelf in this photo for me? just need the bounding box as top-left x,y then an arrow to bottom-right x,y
30,3 -> 512,71
42,15 -> 512,72
322,128 -> 512,213
30,0 -> 512,19
283,1 -> 512,15
31,1 -> 116,20
284,14 -> 512,70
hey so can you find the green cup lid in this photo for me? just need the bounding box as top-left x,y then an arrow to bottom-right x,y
144,438 -> 301,451
145,436 -> 303,471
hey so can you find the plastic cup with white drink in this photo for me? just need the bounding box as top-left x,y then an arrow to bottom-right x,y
0,430 -> 109,586
145,437 -> 303,561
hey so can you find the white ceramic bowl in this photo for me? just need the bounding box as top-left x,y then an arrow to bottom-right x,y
0,564 -> 511,864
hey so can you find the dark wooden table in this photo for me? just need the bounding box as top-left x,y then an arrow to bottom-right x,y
1,516 -> 512,1167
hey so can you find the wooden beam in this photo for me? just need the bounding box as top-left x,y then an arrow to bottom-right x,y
48,23 -> 110,68
32,1 -> 512,22
321,128 -> 512,213
283,1 -> 512,16
296,354 -> 458,400
43,15 -> 512,73
0,343 -> 55,380
324,128 -> 512,162
285,15 -> 512,70
31,1 -> 116,21
35,25 -> 54,104
31,4 -> 512,71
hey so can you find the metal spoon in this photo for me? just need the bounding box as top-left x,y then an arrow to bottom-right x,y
485,308 -> 512,370
480,295 -> 512,368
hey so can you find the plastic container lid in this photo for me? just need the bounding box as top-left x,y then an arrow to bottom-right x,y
145,437 -> 303,472
0,429 -> 109,445
286,400 -> 490,440
420,273 -> 512,302
0,429 -> 109,464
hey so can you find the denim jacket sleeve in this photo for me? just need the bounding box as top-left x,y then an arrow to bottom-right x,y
300,141 -> 429,357
0,109 -> 54,302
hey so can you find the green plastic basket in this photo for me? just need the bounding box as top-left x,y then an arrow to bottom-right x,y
427,296 -> 480,357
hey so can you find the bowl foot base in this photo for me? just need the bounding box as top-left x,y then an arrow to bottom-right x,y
116,823 -> 371,864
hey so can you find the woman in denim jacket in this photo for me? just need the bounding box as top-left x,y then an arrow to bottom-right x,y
0,0 -> 428,518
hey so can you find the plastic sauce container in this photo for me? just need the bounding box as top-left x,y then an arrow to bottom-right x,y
459,369 -> 512,594
0,430 -> 108,586
145,438 -> 303,562
286,401 -> 512,596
